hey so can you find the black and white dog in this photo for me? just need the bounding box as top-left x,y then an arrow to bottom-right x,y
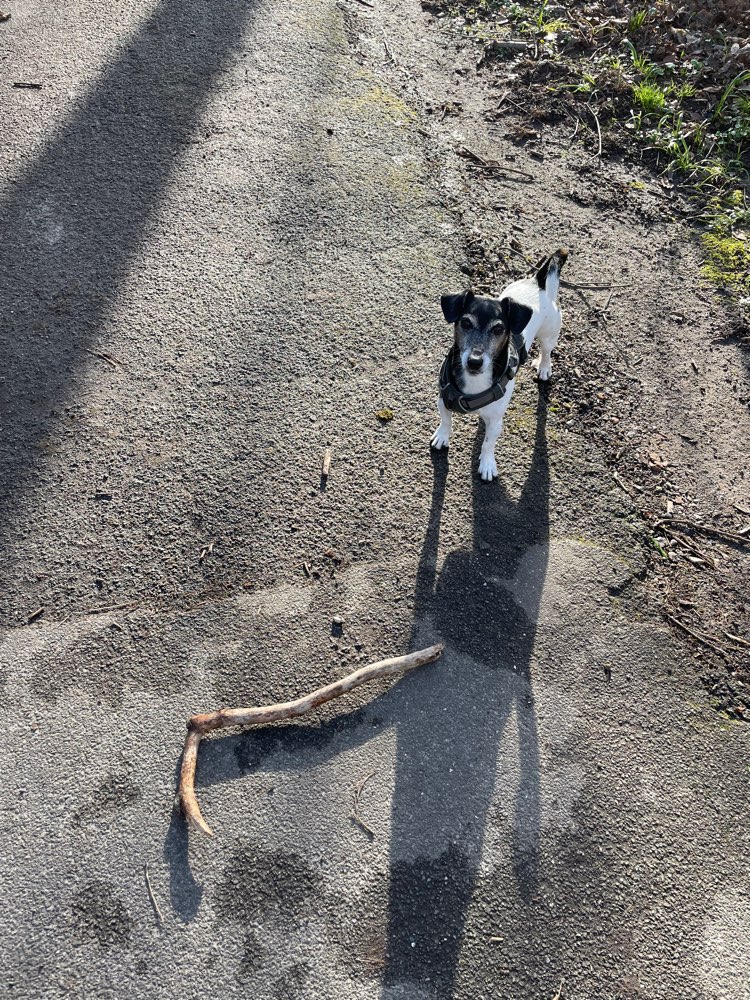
431,249 -> 567,480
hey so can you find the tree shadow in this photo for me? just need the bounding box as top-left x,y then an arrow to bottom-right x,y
0,0 -> 259,531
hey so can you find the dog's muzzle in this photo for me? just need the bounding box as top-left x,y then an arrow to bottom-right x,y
466,350 -> 484,373
438,333 -> 529,413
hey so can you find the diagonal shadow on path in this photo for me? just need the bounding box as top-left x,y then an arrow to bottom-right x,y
0,0 -> 259,536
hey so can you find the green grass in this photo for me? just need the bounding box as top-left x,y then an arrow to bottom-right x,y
716,70 -> 750,118
625,41 -> 654,78
433,0 -> 750,297
633,81 -> 667,114
628,9 -> 647,33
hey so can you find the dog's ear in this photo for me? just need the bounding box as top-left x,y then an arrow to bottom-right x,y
441,290 -> 473,323
500,296 -> 511,329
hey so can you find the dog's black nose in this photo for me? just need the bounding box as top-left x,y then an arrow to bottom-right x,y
467,351 -> 484,372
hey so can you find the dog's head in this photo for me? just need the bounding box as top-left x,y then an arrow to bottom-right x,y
441,290 -> 510,379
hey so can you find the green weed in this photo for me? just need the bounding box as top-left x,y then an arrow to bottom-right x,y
573,71 -> 599,95
624,41 -> 654,78
715,69 -> 750,119
633,80 -> 666,114
628,9 -> 647,33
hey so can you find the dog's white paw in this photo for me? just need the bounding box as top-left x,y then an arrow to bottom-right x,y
478,454 -> 498,481
431,427 -> 450,450
533,358 -> 552,382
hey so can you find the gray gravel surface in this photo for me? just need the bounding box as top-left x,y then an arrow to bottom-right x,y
1,1 -> 748,998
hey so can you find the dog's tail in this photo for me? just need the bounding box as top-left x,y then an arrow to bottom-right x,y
535,247 -> 568,302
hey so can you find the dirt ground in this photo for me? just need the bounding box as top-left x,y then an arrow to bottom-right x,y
1,1 -> 749,999
418,0 -> 750,718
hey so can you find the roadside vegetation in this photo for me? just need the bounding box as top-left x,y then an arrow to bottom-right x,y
425,0 -> 750,299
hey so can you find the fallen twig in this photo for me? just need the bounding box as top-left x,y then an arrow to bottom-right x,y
552,980 -> 565,1000
178,643 -> 444,836
13,81 -> 42,89
351,769 -> 376,838
456,145 -> 535,181
510,241 -> 537,269
144,863 -> 164,928
560,279 -> 627,290
665,613 -> 729,657
590,106 -> 602,157
27,607 -> 44,625
493,38 -> 528,51
83,347 -> 123,369
662,526 -> 716,569
199,539 -> 216,564
85,600 -> 139,615
654,517 -> 750,546
321,448 -> 332,481
613,470 -> 641,494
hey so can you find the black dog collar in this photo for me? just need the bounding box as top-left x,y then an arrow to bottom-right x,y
439,330 -> 529,414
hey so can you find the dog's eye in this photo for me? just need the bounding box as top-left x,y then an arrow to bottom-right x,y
460,316 -> 473,331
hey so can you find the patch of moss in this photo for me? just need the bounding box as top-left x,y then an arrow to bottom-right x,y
700,232 -> 750,292
726,188 -> 745,208
341,87 -> 417,126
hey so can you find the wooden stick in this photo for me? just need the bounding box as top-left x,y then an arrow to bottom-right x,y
665,613 -> 729,658
456,145 -> 535,181
322,448 -> 332,479
83,347 -> 123,369
560,279 -> 628,290
143,863 -> 164,928
661,526 -> 716,569
350,769 -> 377,838
590,105 -> 602,157
654,517 -> 750,546
178,643 -> 444,836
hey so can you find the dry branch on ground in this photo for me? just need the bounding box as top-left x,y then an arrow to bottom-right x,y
177,643 -> 444,836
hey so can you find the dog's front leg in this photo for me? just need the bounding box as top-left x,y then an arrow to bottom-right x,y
478,414 -> 503,480
430,396 -> 453,450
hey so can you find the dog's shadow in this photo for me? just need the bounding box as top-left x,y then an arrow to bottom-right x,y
381,392 -> 550,996
166,393 -> 551,998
